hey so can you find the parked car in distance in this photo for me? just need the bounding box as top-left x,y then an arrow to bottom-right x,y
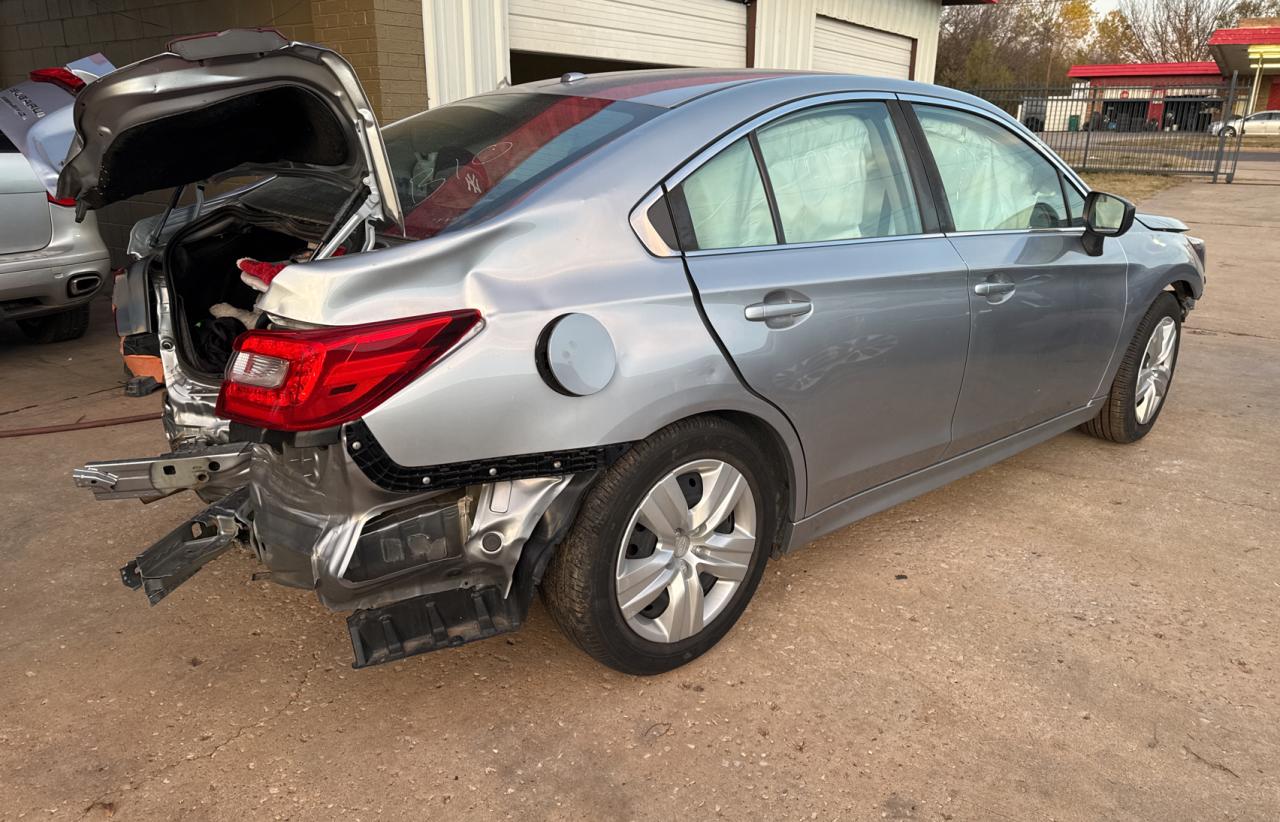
18,31 -> 1205,675
1210,109 -> 1280,137
0,56 -> 114,342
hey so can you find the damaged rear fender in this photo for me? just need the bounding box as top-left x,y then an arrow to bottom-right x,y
246,432 -> 607,614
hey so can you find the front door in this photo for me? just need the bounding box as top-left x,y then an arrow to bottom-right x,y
671,100 -> 971,515
910,103 -> 1128,455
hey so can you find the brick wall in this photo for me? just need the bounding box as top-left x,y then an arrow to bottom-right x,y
312,0 -> 428,122
0,0 -> 314,88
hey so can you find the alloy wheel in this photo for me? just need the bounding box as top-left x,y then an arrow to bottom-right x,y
1135,315 -> 1177,425
614,459 -> 758,644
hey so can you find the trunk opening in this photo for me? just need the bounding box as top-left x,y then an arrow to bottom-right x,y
159,177 -> 397,382
165,210 -> 313,377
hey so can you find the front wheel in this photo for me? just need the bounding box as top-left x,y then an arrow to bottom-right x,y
1222,126 -> 1237,138
1080,292 -> 1181,443
542,417 -> 781,675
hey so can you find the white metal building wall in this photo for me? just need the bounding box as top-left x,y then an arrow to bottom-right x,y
508,0 -> 746,68
811,16 -> 913,79
419,0 -> 945,108
422,0 -> 510,111
813,0 -> 941,80
753,0 -> 943,81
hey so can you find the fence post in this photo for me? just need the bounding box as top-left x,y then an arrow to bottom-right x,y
1080,85 -> 1097,171
1213,71 -> 1238,183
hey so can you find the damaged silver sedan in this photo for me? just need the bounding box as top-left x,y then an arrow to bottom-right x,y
5,30 -> 1206,674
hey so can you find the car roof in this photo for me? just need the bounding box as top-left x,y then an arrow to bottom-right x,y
506,67 -> 969,109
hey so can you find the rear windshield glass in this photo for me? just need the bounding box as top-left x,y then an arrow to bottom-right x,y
383,93 -> 659,240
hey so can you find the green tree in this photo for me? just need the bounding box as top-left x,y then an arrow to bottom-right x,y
960,37 -> 1016,87
938,0 -> 1097,87
1085,9 -> 1140,63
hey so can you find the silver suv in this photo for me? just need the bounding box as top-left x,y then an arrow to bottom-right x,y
25,32 -> 1205,675
0,57 -> 114,342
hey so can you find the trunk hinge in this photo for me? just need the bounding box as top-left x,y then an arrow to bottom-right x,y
314,175 -> 383,259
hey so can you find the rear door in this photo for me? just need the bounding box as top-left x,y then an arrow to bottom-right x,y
671,97 -> 971,515
906,101 -> 1128,456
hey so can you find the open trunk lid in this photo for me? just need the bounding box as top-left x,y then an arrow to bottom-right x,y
52,29 -> 401,227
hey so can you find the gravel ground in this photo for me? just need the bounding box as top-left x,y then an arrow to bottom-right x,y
1,167 -> 1277,821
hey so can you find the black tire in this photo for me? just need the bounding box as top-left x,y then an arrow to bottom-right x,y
18,303 -> 91,343
1222,126 -> 1236,138
541,416 -> 782,675
1080,292 -> 1181,443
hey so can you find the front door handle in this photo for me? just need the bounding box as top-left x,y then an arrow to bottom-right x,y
745,300 -> 813,321
974,281 -> 1016,297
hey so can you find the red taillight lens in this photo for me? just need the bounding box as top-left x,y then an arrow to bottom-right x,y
29,67 -> 86,94
47,193 -> 76,207
216,310 -> 482,431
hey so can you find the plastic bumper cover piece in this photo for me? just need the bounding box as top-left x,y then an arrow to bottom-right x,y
347,584 -> 520,669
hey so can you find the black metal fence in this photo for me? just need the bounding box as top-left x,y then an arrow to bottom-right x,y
962,76 -> 1248,181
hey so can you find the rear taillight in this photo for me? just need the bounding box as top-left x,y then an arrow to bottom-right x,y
29,67 -> 86,94
215,310 -> 482,431
47,193 -> 76,207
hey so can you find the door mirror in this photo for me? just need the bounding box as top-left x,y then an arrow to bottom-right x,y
1082,191 -> 1135,256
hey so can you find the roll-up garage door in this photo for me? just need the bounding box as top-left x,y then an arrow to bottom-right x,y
509,0 -> 747,68
811,16 -> 914,79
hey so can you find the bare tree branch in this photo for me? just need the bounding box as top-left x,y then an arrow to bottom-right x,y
1118,0 -> 1238,62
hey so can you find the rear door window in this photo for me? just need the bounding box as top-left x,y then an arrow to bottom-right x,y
675,137 -> 777,251
755,101 -> 922,243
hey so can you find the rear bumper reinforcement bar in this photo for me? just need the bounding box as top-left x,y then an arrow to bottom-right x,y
347,585 -> 520,669
74,443 -> 251,502
120,486 -> 250,605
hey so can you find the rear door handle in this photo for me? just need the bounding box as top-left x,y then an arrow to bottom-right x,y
974,282 -> 1016,297
745,300 -> 812,321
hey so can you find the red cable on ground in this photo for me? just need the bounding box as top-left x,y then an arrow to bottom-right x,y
0,412 -> 162,439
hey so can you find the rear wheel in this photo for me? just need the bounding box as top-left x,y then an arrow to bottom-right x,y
542,416 -> 780,675
18,303 -> 91,343
1080,292 -> 1181,443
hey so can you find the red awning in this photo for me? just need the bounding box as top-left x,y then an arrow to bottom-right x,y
1067,62 -> 1221,79
1209,26 -> 1280,46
